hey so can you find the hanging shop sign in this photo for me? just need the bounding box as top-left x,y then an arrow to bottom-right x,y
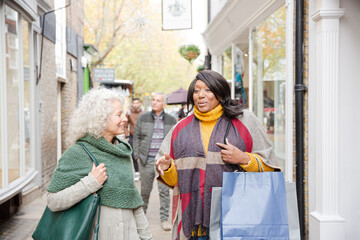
162,0 -> 192,30
93,68 -> 115,83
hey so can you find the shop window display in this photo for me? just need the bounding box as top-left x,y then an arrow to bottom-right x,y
251,5 -> 286,171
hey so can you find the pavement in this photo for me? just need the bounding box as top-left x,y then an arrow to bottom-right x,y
0,179 -> 172,240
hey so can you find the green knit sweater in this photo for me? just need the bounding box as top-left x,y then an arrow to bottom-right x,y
47,134 -> 143,209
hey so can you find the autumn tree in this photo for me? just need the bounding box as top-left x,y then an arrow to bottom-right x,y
254,5 -> 286,80
84,0 -> 197,98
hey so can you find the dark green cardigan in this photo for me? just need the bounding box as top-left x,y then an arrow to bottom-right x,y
47,134 -> 143,209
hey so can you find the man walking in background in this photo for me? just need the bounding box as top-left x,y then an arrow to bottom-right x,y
125,98 -> 143,181
133,93 -> 177,231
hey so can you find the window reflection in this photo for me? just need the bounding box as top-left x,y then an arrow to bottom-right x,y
23,19 -> 32,172
5,5 -> 20,183
222,46 -> 232,81
251,5 -> 286,171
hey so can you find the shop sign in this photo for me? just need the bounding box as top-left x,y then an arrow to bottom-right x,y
93,68 -> 115,83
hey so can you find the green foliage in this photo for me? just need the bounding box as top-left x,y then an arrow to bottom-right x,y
178,44 -> 200,63
197,64 -> 204,72
223,46 -> 232,80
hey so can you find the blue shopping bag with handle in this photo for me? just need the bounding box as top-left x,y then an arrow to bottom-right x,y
221,170 -> 290,239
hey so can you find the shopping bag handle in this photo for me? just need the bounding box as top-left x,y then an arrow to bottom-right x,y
253,155 -> 265,172
224,120 -> 239,172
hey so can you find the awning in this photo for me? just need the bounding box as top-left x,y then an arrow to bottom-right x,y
167,88 -> 187,105
202,0 -> 283,56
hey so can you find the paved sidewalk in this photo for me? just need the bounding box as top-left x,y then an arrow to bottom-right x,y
0,180 -> 172,240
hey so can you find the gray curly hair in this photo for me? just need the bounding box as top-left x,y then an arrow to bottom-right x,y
66,87 -> 124,145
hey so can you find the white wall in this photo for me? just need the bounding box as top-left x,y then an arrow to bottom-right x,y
338,0 -> 360,239
209,0 -> 228,22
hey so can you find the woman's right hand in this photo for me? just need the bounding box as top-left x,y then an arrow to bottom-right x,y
91,162 -> 108,186
156,153 -> 173,176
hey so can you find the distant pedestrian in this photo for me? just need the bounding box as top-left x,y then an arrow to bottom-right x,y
177,103 -> 186,121
46,87 -> 152,239
125,97 -> 143,181
133,93 -> 177,231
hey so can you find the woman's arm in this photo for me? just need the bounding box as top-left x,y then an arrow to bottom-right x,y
239,110 -> 280,170
47,172 -> 102,211
133,207 -> 153,240
216,111 -> 279,171
240,153 -> 275,172
155,126 -> 178,187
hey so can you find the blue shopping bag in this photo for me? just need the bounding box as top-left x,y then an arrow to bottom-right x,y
221,171 -> 290,239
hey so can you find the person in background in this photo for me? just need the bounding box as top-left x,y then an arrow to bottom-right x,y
177,103 -> 186,121
125,97 -> 143,181
156,70 -> 280,240
46,87 -> 152,239
133,93 -> 177,231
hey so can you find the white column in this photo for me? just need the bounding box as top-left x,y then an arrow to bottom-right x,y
309,1 -> 346,239
284,0 -> 294,182
211,55 -> 219,73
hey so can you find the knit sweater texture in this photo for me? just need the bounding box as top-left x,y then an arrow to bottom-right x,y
47,134 -> 143,209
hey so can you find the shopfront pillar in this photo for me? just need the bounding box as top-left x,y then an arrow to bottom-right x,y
309,0 -> 345,239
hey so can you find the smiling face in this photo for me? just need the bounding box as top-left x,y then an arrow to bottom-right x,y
193,80 -> 220,113
102,100 -> 127,142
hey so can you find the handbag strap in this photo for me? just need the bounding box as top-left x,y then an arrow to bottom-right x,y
77,142 -> 101,239
78,142 -> 99,166
224,120 -> 239,172
223,119 -> 232,144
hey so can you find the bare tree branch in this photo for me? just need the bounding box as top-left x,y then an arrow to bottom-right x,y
95,1 -> 107,48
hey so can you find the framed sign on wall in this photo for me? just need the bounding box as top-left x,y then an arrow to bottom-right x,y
162,0 -> 192,30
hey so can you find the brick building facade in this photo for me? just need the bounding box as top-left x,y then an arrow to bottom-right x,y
0,0 -> 85,216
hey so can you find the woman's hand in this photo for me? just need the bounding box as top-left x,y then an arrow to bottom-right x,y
156,153 -> 173,176
91,162 -> 108,186
216,138 -> 250,165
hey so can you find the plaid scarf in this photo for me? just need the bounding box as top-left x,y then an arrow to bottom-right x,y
169,115 -> 253,239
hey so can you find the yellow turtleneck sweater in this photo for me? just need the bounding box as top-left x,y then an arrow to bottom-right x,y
161,104 -> 274,187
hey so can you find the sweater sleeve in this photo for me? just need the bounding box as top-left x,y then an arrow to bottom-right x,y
240,152 -> 275,172
156,126 -> 178,187
238,110 -> 280,170
133,116 -> 142,160
47,172 -> 102,212
161,161 -> 178,186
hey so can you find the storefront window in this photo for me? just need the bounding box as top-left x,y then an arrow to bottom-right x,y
251,6 -> 286,170
22,19 -> 32,172
233,45 -> 249,108
55,0 -> 66,78
5,5 -> 20,183
222,46 -> 232,81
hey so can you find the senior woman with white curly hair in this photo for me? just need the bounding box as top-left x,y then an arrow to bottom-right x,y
46,87 -> 152,240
